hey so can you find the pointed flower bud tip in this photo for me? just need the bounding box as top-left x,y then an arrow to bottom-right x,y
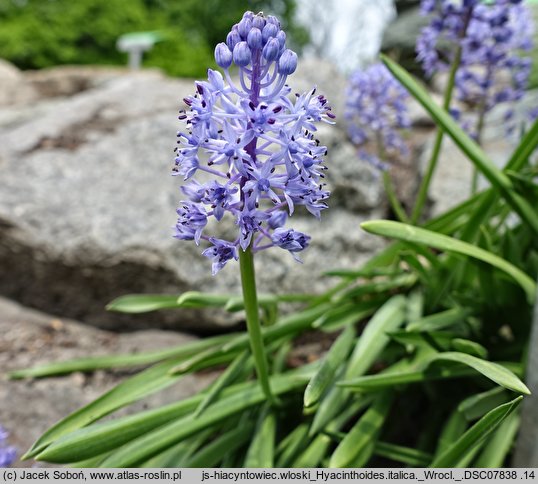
215,43 -> 233,68
262,38 -> 280,62
233,41 -> 251,67
278,49 -> 298,75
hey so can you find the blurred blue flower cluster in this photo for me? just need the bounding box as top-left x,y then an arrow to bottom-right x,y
173,11 -> 334,274
417,0 -> 534,136
345,63 -> 411,170
0,426 -> 16,468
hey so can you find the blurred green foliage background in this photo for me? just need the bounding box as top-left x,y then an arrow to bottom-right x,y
0,0 -> 308,77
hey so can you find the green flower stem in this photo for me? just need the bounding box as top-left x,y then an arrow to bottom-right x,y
411,13 -> 472,224
471,102 -> 488,194
383,170 -> 410,224
411,124 -> 445,224
239,246 -> 277,405
375,131 -> 409,223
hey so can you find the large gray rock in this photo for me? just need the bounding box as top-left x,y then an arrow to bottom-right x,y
382,6 -> 425,53
0,59 -> 38,107
0,64 -> 386,332
394,0 -> 420,14
381,6 -> 426,76
0,296 -> 212,467
24,64 -> 134,99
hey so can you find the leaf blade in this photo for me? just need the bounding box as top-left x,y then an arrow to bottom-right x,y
433,352 -> 530,395
430,397 -> 523,468
304,324 -> 355,408
329,392 -> 393,468
361,220 -> 536,303
106,294 -> 182,313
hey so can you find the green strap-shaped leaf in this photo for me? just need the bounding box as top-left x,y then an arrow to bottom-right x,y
106,294 -> 185,313
361,220 -> 536,303
139,429 -> 212,468
309,296 -> 406,435
475,412 -> 520,468
407,307 -> 471,332
293,402 -> 364,468
243,408 -> 276,468
275,424 -> 310,468
346,295 -> 407,378
182,426 -> 253,468
171,304 -> 332,375
10,333 -> 233,379
434,409 -> 468,460
448,120 -> 538,281
224,294 -> 278,312
220,303 -> 332,354
451,339 -> 488,359
43,399 -> 201,464
176,291 -> 233,308
339,274 -> 417,301
433,352 -> 530,394
308,377 -> 350,437
329,392 -> 394,468
23,357 -> 190,459
340,354 -> 528,395
304,324 -> 355,408
374,441 -> 433,467
505,118 -> 538,172
315,302 -> 379,331
32,380 -> 260,464
458,387 -> 510,422
37,369 -> 310,466
388,330 -> 454,351
339,366 -> 474,390
193,351 -> 251,418
107,291 -> 312,314
431,397 -> 523,467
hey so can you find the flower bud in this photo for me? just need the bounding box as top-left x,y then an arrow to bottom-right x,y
252,15 -> 266,30
262,38 -> 280,62
266,15 -> 281,29
262,23 -> 279,43
238,17 -> 252,39
272,228 -> 310,252
226,28 -> 241,50
276,30 -> 286,48
233,41 -> 252,67
268,211 -> 287,229
215,43 -> 233,68
278,49 -> 297,75
247,28 -> 263,50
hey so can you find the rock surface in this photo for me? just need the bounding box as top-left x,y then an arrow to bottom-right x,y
0,59 -> 38,107
0,62 -> 387,332
0,296 -> 213,467
381,6 -> 427,76
24,65 -> 133,99
514,283 -> 538,467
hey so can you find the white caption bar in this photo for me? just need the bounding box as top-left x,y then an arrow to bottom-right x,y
1,468 -> 537,484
